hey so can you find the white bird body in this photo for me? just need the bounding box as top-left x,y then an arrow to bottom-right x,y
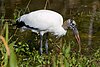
15,10 -> 80,54
19,10 -> 66,36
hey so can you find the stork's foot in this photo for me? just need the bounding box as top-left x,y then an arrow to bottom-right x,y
45,33 -> 48,54
40,33 -> 43,55
45,43 -> 48,54
45,49 -> 48,55
39,48 -> 43,55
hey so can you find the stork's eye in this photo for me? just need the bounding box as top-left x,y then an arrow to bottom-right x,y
70,22 -> 75,26
69,20 -> 77,29
72,23 -> 75,25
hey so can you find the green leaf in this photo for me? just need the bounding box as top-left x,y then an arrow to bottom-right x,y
5,22 -> 8,44
52,56 -> 56,67
64,58 -> 69,67
4,52 -> 9,67
65,45 -> 70,58
9,42 -> 18,67
91,63 -> 96,67
72,57 -> 76,65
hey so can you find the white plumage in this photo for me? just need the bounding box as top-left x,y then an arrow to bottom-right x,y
18,10 -> 66,36
15,10 -> 80,54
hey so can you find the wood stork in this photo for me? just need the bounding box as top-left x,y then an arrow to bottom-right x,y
14,10 -> 80,55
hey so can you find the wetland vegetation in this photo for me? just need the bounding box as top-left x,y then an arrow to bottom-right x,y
0,0 -> 100,67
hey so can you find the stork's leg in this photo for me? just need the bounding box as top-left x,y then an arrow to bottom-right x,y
45,33 -> 48,54
40,34 -> 43,55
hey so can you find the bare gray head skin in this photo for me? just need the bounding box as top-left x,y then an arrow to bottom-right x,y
63,19 -> 80,45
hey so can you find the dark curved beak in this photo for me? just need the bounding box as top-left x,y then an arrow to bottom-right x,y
72,27 -> 81,45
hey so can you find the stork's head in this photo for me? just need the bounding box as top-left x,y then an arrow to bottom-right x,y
64,19 -> 80,45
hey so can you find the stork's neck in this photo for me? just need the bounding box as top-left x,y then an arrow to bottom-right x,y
62,20 -> 68,30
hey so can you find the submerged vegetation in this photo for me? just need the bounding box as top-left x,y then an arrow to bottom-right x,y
0,0 -> 100,67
